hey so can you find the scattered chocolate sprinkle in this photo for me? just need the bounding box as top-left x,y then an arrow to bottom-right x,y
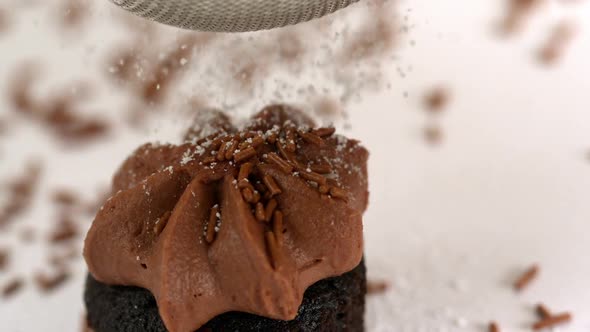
501,0 -> 544,35
264,199 -> 278,222
234,147 -> 257,163
238,179 -> 254,191
49,217 -> 78,243
35,270 -> 71,293
272,211 -> 284,246
265,231 -> 281,270
263,175 -> 282,197
52,189 -> 78,206
2,278 -> 24,298
300,171 -> 327,186
299,131 -> 325,146
8,67 -> 110,144
59,0 -> 90,28
250,136 -> 265,148
536,303 -> 552,319
242,188 -> 258,204
238,162 -> 253,181
0,248 -> 9,271
310,163 -> 332,174
216,140 -> 229,161
514,264 -> 539,291
329,187 -> 349,202
312,127 -> 336,138
532,312 -> 572,330
224,140 -> 239,160
489,321 -> 500,332
319,185 -> 330,194
423,125 -> 443,145
141,35 -> 216,104
255,202 -> 266,222
424,87 -> 450,112
0,161 -> 42,228
266,153 -> 293,174
49,248 -> 79,269
538,21 -> 578,65
205,205 -> 219,244
0,7 -> 9,34
285,130 -> 297,153
19,227 -> 36,243
267,132 -> 278,144
367,280 -> 390,294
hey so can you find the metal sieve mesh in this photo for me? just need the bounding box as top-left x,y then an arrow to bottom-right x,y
110,0 -> 360,32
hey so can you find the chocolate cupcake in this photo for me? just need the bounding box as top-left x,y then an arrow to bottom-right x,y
83,105 -> 369,332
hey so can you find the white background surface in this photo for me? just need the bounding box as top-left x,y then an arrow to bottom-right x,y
1,0 -> 590,331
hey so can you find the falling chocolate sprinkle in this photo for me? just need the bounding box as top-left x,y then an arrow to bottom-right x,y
532,312 -> 572,330
272,211 -> 284,246
0,248 -> 9,271
35,270 -> 71,293
49,217 -> 78,243
264,199 -> 278,222
424,87 -> 450,112
514,264 -> 539,291
423,124 -> 443,145
52,189 -> 78,206
263,175 -> 282,197
141,33 -> 218,105
0,161 -> 42,228
8,67 -> 110,144
367,280 -> 390,295
489,321 -> 500,332
0,7 -> 9,34
536,303 -> 552,319
2,278 -> 24,298
538,21 -> 578,66
501,0 -> 544,35
59,0 -> 90,28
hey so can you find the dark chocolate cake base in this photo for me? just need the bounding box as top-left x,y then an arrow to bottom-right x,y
84,260 -> 366,332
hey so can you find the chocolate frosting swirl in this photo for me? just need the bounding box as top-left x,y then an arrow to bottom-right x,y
84,106 -> 369,332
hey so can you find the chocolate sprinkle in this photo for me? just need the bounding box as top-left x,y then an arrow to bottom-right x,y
489,321 -> 500,332
2,278 -> 24,298
0,249 -> 9,271
514,264 -> 539,291
536,303 -> 552,319
234,147 -> 257,163
263,175 -> 282,197
367,280 -> 389,295
532,312 -> 572,330
35,271 -> 71,293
